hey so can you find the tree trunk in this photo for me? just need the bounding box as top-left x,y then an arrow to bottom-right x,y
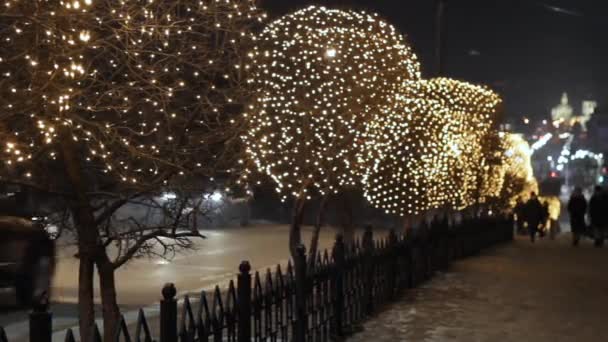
289,197 -> 307,259
72,205 -> 99,342
403,215 -> 414,235
78,255 -> 95,342
60,138 -> 99,341
307,195 -> 329,268
340,194 -> 355,245
97,256 -> 121,342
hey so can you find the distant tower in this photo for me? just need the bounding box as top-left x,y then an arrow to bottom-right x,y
551,92 -> 573,123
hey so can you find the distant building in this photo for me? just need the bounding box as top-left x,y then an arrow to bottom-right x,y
581,100 -> 597,129
550,93 -> 596,131
551,93 -> 573,123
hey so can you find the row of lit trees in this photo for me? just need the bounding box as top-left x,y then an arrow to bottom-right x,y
0,2 -> 533,340
241,6 -> 422,261
242,6 -> 530,262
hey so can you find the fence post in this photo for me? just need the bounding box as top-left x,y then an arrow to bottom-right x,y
331,234 -> 346,338
362,226 -> 374,315
293,244 -> 308,342
237,261 -> 252,342
160,283 -> 178,342
29,294 -> 51,342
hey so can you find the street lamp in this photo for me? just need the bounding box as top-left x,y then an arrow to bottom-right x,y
435,0 -> 448,76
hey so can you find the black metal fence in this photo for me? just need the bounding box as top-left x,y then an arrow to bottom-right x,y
2,215 -> 513,342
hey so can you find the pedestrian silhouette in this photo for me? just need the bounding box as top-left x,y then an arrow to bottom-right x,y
589,186 -> 607,247
514,198 -> 525,235
567,187 -> 587,246
524,192 -> 543,243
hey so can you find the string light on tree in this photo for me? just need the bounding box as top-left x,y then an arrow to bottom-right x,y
493,133 -> 538,208
1,1 -> 265,339
402,78 -> 503,209
242,6 -> 421,200
0,0 -> 265,186
358,95 -> 454,216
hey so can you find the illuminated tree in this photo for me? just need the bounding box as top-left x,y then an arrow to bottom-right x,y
403,78 -> 503,210
243,6 -> 421,260
479,130 -> 509,204
359,78 -> 502,219
0,1 -> 263,339
359,95 -> 453,216
495,133 -> 538,209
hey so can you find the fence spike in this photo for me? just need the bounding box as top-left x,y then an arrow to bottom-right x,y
265,268 -> 274,295
211,285 -> 225,339
180,295 -> 196,341
114,315 -> 132,342
275,263 -> 283,278
196,290 -> 211,337
135,310 -> 152,342
226,280 -> 237,313
275,264 -> 284,292
92,324 -> 102,342
212,285 -> 225,322
63,328 -> 76,342
0,327 -> 7,342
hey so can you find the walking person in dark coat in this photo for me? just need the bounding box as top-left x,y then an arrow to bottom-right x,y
588,186 -> 607,247
514,198 -> 526,235
540,201 -> 550,238
567,187 -> 587,246
525,192 -> 544,243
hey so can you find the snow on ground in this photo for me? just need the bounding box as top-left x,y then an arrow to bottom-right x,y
349,233 -> 608,342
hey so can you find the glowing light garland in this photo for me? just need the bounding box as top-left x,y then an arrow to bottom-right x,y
242,6 -> 421,200
2,0 -> 516,218
530,133 -> 552,153
359,96 -> 453,216
400,78 -> 503,210
242,6 -> 512,216
492,133 -> 538,208
1,0 -> 265,187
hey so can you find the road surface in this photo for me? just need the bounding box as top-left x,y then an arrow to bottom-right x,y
0,223 -> 385,341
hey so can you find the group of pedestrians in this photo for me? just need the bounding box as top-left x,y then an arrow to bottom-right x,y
567,186 -> 607,247
514,192 -> 551,243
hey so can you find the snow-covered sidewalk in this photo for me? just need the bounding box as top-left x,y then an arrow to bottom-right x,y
349,233 -> 608,342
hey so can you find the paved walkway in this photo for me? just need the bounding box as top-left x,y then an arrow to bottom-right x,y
349,233 -> 608,342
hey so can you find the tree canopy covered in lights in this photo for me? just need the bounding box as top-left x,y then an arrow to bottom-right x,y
242,6 -> 421,200
0,1 -> 264,339
359,96 -> 454,216
404,78 -> 502,209
1,0 -> 264,188
364,78 -> 502,214
495,133 -> 538,209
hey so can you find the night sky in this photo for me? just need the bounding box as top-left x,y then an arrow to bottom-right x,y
261,0 -> 608,123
